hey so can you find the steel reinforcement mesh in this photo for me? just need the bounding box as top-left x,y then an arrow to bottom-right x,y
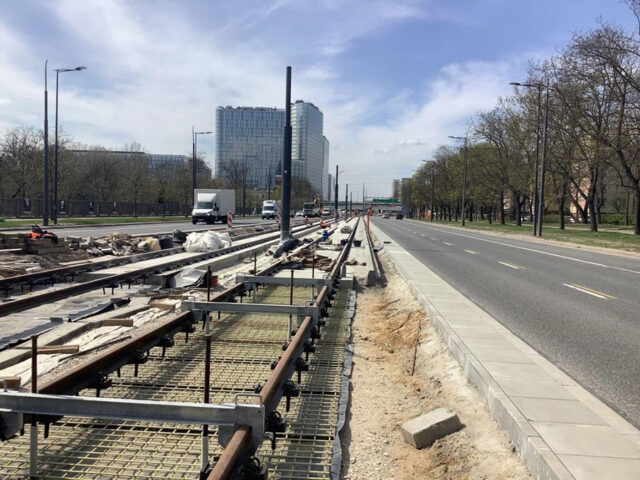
0,282 -> 352,479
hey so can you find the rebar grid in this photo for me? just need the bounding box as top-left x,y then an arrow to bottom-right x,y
0,283 -> 351,479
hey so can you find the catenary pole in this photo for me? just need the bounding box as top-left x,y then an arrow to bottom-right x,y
43,61 -> 49,226
280,66 -> 292,242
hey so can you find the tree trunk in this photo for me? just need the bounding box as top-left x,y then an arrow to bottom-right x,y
515,193 -> 522,227
500,191 -> 505,224
488,206 -> 492,224
635,190 -> 640,236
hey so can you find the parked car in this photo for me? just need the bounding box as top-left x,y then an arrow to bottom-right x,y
395,213 -> 403,220
295,210 -> 304,217
382,213 -> 390,219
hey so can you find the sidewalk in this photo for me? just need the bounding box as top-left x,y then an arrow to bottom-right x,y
370,222 -> 640,480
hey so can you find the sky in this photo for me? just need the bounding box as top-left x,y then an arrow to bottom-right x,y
0,0 -> 637,199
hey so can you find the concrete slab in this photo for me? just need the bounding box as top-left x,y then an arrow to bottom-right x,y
532,422 -> 640,458
560,455 -> 640,480
493,377 -> 576,400
483,361 -> 555,381
512,397 -> 607,425
468,346 -> 536,364
400,408 -> 463,449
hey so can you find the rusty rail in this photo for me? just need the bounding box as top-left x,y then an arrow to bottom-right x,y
0,222 -> 320,317
207,217 -> 359,480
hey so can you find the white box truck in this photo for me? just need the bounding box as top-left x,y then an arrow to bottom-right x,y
303,202 -> 322,217
261,200 -> 279,220
191,189 -> 235,224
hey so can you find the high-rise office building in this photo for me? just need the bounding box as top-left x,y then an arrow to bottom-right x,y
291,101 -> 325,198
215,106 -> 285,190
391,179 -> 400,201
215,102 -> 329,198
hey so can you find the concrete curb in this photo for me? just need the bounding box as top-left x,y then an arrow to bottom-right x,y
370,222 -> 640,480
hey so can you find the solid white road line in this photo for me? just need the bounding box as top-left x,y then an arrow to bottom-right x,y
499,261 -> 525,270
465,249 -> 478,255
443,242 -> 453,246
563,283 -> 616,300
411,223 -> 640,275
563,283 -> 616,299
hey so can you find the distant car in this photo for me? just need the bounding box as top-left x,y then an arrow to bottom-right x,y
321,207 -> 332,216
340,209 -> 346,215
382,213 -> 390,219
396,213 -> 403,220
295,210 -> 304,217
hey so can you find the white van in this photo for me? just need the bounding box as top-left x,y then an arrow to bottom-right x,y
262,200 -> 279,220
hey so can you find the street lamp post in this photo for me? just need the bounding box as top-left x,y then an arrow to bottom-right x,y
192,128 -> 213,208
510,81 -> 543,235
449,135 -> 468,226
537,79 -> 550,237
510,80 -> 550,236
53,66 -> 86,224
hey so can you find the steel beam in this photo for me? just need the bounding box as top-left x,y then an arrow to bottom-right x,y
0,391 -> 264,446
183,301 -> 318,324
235,275 -> 332,288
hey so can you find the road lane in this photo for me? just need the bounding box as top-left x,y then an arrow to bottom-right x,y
373,218 -> 640,427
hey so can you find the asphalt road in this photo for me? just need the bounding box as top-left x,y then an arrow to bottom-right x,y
0,218 -> 273,238
373,218 -> 640,428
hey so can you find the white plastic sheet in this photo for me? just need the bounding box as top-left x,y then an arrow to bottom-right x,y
183,231 -> 232,252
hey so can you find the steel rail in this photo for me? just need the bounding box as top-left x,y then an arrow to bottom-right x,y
0,222 -> 286,297
31,221 -> 339,397
0,222 -> 319,317
207,217 -> 359,480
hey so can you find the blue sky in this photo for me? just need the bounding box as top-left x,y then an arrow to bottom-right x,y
0,0 -> 637,198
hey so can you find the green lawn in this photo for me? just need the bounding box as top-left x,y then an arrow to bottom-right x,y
416,218 -> 640,253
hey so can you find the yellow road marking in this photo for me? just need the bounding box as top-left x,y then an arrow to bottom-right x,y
563,283 -> 616,299
499,261 -> 525,270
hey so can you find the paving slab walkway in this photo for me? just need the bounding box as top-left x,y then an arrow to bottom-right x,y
370,222 -> 640,480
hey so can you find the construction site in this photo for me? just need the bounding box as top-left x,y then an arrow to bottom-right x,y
0,216 -> 370,479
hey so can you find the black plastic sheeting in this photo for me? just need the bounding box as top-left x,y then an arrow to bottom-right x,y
330,290 -> 357,480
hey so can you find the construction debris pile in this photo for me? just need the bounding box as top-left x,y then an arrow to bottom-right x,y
288,250 -> 334,272
183,231 -> 232,252
81,233 -> 147,256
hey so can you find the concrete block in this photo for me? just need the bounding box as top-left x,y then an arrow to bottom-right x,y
400,408 -> 463,449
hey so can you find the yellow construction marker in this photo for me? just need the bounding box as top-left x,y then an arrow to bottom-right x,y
563,283 -> 616,299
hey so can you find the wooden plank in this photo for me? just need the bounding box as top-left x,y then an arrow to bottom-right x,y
101,318 -> 134,327
38,345 -> 80,354
16,345 -> 80,354
0,377 -> 22,389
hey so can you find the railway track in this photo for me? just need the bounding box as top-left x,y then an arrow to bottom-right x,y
0,221 -> 280,298
0,218 -> 360,479
0,220 -> 313,317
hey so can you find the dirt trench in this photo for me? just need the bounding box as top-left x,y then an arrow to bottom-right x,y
341,251 -> 530,479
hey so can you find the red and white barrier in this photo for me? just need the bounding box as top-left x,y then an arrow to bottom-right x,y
227,211 -> 233,230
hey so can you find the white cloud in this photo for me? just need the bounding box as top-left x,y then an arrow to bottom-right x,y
0,1 -> 534,197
